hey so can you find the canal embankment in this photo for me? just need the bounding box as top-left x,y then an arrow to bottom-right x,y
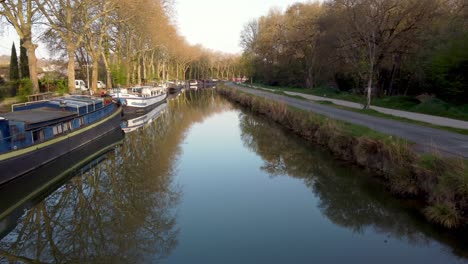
218,84 -> 468,229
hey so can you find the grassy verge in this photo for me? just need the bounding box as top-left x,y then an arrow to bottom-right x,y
320,101 -> 468,135
244,83 -> 468,121
218,84 -> 468,229
241,83 -> 468,135
0,96 -> 22,113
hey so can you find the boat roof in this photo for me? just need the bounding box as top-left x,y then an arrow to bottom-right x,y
0,107 -> 77,124
49,96 -> 102,107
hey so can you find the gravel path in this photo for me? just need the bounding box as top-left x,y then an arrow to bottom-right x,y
284,91 -> 468,129
226,83 -> 468,158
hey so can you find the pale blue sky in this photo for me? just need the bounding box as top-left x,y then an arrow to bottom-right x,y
175,0 -> 303,54
0,0 -> 316,57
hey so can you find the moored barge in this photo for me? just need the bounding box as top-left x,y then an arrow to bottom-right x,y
110,86 -> 167,114
0,95 -> 122,185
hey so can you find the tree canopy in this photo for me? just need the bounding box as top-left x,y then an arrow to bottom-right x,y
1,0 -> 242,94
240,0 -> 468,104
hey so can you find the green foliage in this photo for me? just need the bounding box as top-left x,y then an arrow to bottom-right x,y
17,79 -> 33,102
19,39 -> 30,79
9,43 -> 19,82
242,1 -> 467,105
111,64 -> 127,87
426,34 -> 468,103
56,79 -> 68,95
418,154 -> 440,170
0,85 -> 5,101
367,96 -> 468,121
254,83 -> 468,121
372,96 -> 420,110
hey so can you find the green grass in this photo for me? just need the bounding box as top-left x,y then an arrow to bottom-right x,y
238,84 -> 408,144
357,108 -> 468,135
244,83 -> 468,121
0,96 -> 21,113
241,83 -> 468,135
310,100 -> 468,135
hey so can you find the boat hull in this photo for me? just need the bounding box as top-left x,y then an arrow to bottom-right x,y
0,126 -> 124,237
0,105 -> 122,186
120,93 -> 167,114
121,102 -> 167,133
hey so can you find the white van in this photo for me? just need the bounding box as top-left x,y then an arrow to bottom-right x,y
75,80 -> 88,91
97,81 -> 106,89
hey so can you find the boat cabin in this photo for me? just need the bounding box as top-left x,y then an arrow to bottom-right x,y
0,96 -> 111,153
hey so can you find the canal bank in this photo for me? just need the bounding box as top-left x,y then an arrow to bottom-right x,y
1,91 -> 467,263
218,84 -> 468,229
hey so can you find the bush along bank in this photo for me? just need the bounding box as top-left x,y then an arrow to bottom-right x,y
218,85 -> 468,229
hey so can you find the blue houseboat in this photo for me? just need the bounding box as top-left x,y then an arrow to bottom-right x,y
0,96 -> 122,185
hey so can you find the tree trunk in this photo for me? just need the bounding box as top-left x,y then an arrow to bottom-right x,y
22,38 -> 39,93
306,66 -> 314,89
365,31 -> 376,109
365,68 -> 373,109
142,53 -> 147,82
101,52 -> 112,89
67,48 -> 76,93
92,59 -> 98,93
126,61 -> 131,86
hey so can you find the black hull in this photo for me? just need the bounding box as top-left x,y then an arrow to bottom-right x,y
0,106 -> 122,186
122,94 -> 167,115
0,127 -> 124,238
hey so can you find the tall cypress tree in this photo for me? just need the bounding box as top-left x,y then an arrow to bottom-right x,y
9,43 -> 19,81
19,39 -> 30,79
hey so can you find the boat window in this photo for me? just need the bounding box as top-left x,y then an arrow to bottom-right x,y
9,125 -> 26,142
33,130 -> 45,142
63,121 -> 72,132
52,125 -> 63,135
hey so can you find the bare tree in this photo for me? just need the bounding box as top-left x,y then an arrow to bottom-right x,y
37,0 -> 117,93
332,0 -> 440,108
0,0 -> 41,93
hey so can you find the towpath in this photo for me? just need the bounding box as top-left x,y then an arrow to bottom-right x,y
225,83 -> 468,158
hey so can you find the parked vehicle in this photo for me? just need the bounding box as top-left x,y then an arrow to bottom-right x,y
75,80 -> 88,91
97,81 -> 106,89
0,96 -> 121,185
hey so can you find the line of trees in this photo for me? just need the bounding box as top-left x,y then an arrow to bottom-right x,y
1,0 -> 241,95
240,0 -> 467,105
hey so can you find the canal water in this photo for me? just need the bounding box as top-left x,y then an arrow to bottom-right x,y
0,90 -> 467,263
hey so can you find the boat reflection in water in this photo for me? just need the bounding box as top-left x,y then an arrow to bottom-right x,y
0,127 -> 124,239
0,97 -> 182,263
121,102 -> 168,133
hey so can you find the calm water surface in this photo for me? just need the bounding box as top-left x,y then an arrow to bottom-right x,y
0,91 -> 467,263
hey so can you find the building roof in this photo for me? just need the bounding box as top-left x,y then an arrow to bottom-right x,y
0,107 -> 77,125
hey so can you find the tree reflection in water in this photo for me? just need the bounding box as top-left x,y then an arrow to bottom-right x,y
238,111 -> 468,259
0,90 -> 230,263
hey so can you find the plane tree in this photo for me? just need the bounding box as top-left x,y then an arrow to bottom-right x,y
0,0 -> 41,93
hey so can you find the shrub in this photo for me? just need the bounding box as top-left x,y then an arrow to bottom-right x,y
56,79 -> 68,95
17,78 -> 33,102
424,202 -> 462,229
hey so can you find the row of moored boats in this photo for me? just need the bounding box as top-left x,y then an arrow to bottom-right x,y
0,84 -> 173,185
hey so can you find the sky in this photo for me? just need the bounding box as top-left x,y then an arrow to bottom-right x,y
175,0 -> 302,54
0,0 -> 315,57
